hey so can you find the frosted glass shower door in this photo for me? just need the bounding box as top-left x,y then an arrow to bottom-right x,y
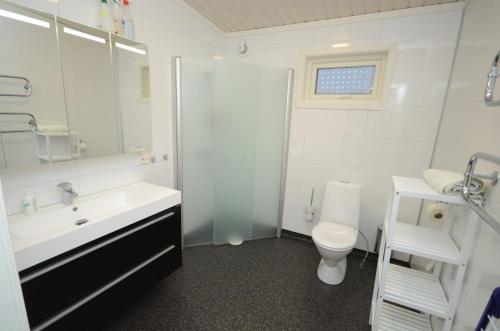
178,58 -> 215,246
213,62 -> 289,244
176,58 -> 291,246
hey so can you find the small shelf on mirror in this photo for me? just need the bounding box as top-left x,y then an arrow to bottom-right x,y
35,130 -> 80,163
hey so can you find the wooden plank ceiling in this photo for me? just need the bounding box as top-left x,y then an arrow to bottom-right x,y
183,0 -> 463,33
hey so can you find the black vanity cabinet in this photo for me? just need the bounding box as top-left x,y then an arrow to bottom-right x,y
19,205 -> 182,330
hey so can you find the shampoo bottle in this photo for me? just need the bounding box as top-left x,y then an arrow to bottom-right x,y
22,189 -> 37,215
121,0 -> 135,40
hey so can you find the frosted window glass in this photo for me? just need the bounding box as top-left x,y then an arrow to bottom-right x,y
315,65 -> 376,95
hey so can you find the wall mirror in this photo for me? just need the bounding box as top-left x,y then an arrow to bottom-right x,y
0,1 -> 152,169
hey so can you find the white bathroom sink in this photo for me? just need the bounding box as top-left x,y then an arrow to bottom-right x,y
8,182 -> 181,272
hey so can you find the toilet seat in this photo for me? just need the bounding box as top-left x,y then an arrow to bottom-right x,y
312,222 -> 357,250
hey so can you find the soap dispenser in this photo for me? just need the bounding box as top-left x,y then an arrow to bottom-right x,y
22,189 -> 37,215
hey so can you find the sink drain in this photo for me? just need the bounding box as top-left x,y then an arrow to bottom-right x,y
75,219 -> 89,226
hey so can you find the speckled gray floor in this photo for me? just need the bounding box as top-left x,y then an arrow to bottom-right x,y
104,236 -> 376,331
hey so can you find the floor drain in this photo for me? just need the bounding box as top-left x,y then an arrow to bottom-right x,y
75,219 -> 88,226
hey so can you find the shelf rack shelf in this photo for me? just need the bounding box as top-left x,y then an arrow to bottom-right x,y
370,176 -> 480,331
378,302 -> 432,331
389,222 -> 462,265
385,264 -> 448,318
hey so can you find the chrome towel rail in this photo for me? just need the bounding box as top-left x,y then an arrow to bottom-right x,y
485,51 -> 500,107
0,74 -> 32,97
0,112 -> 38,133
463,152 -> 500,235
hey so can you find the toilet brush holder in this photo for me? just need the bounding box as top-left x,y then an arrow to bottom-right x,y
305,205 -> 316,222
305,188 -> 316,222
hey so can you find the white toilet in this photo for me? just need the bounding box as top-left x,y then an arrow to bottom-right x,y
312,180 -> 361,285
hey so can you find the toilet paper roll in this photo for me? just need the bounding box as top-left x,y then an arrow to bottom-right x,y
79,141 -> 88,152
426,203 -> 447,221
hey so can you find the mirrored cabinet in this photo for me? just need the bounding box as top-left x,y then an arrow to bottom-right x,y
0,1 -> 152,169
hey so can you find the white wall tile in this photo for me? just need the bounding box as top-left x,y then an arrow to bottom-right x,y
361,138 -> 433,172
381,13 -> 438,37
260,29 -> 315,49
57,0 -> 99,27
315,21 -> 382,44
306,109 -> 367,136
365,108 -> 441,141
389,70 -> 450,107
151,95 -> 172,131
436,10 -> 463,32
303,133 -> 364,166
10,0 -> 57,15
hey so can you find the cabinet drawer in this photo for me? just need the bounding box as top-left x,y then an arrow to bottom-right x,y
49,244 -> 181,331
21,205 -> 181,328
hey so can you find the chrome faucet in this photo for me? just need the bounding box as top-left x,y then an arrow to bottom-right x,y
58,182 -> 78,205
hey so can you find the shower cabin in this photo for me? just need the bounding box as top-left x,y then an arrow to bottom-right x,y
172,58 -> 293,246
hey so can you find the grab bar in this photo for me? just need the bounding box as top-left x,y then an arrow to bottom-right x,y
485,51 -> 500,107
0,112 -> 38,133
463,152 -> 500,235
0,75 -> 32,97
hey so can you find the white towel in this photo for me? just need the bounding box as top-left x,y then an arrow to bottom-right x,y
423,169 -> 488,205
37,124 -> 69,133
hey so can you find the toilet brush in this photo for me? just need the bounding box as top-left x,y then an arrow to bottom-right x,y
358,230 -> 370,269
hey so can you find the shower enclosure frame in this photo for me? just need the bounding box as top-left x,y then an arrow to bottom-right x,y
171,56 -> 294,246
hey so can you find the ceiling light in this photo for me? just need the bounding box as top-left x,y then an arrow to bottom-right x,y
0,8 -> 50,28
115,42 -> 146,55
63,27 -> 105,44
332,43 -> 350,48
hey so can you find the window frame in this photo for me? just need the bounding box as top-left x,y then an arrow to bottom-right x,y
296,44 -> 397,110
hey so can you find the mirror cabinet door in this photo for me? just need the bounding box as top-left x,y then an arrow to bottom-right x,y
111,35 -> 152,153
57,19 -> 123,160
0,1 -> 153,169
0,2 -> 69,168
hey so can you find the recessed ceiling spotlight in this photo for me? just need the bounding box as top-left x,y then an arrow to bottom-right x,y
331,43 -> 350,48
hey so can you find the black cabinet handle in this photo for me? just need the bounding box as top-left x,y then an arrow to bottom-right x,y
21,211 -> 175,283
32,244 -> 175,331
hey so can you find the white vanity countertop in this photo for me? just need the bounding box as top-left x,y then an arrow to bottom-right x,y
8,182 -> 181,272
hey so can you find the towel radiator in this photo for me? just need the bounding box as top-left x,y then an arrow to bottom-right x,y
485,51 -> 500,107
463,152 -> 500,235
0,112 -> 38,133
0,74 -> 32,97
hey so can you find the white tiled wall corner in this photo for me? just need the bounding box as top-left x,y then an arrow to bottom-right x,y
1,0 -> 225,215
430,0 -> 500,329
226,7 -> 463,251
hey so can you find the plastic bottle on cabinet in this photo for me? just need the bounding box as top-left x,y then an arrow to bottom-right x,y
97,0 -> 114,33
111,0 -> 123,35
121,0 -> 135,40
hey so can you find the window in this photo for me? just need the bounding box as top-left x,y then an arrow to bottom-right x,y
296,44 -> 396,110
315,65 -> 376,95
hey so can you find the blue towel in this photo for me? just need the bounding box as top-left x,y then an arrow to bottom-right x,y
476,287 -> 500,331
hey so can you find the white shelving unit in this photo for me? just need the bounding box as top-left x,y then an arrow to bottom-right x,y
35,130 -> 80,163
370,176 -> 480,331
